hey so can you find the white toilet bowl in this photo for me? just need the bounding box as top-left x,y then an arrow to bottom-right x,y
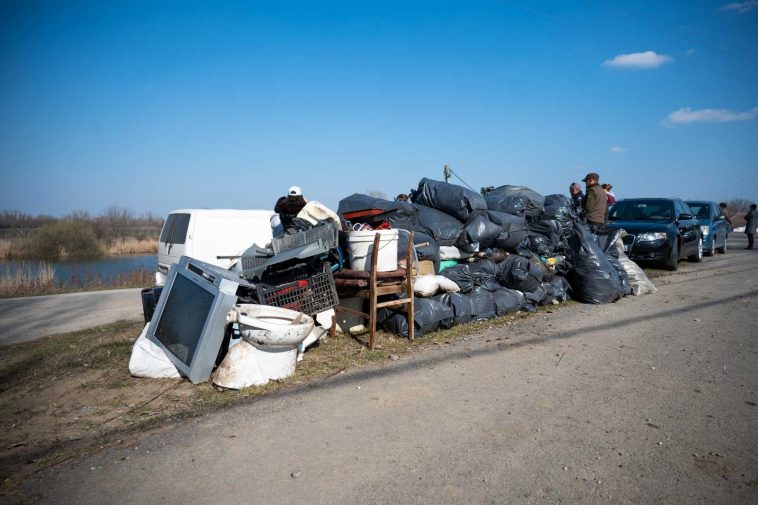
213,304 -> 315,389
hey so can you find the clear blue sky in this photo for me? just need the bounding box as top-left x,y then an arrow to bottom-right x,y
1,0 -> 756,218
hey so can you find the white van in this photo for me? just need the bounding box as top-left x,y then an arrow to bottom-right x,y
156,209 -> 274,284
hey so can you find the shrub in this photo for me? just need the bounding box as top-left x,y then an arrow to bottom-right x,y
28,220 -> 102,259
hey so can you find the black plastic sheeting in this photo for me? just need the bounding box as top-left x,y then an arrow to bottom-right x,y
541,276 -> 571,305
412,204 -> 463,246
469,287 -> 497,321
337,193 -> 418,229
542,194 -> 577,239
456,214 -> 502,253
492,288 -> 526,316
528,219 -> 565,251
438,263 -> 475,293
566,224 -> 625,304
484,185 -> 545,219
411,178 -> 487,222
438,260 -> 501,293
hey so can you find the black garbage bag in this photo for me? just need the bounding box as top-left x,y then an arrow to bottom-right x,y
528,233 -> 555,256
487,210 -> 530,251
521,286 -> 546,311
541,276 -> 571,304
398,230 -> 440,272
377,294 -> 454,338
484,185 -> 545,219
492,288 -> 525,316
469,287 -> 496,321
456,214 -> 502,253
337,193 -> 418,229
529,219 -> 564,249
566,224 -> 625,304
498,255 -> 544,292
542,194 -> 577,238
411,178 -> 487,222
468,259 -> 501,291
438,264 -> 474,293
438,260 -> 500,292
412,204 -> 463,246
439,292 -> 477,325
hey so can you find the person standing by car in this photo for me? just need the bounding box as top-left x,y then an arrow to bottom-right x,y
582,172 -> 607,232
744,203 -> 757,250
601,183 -> 616,205
719,202 -> 733,226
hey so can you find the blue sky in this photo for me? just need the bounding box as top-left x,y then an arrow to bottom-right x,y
1,0 -> 757,217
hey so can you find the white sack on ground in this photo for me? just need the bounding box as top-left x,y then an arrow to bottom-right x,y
414,274 -> 440,297
128,323 -> 181,379
435,275 -> 461,293
614,237 -> 657,295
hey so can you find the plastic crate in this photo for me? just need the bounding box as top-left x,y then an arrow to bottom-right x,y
241,254 -> 270,272
256,270 -> 339,315
272,223 -> 340,255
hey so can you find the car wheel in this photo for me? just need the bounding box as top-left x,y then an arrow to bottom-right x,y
665,240 -> 679,270
688,237 -> 703,262
705,239 -> 715,256
717,236 -> 727,254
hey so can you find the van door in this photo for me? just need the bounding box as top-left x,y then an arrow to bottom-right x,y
157,213 -> 192,274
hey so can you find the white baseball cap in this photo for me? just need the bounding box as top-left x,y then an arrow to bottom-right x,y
288,185 -> 302,196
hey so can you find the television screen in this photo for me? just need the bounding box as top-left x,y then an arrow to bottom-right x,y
153,272 -> 214,366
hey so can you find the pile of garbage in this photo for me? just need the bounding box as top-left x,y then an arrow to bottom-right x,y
338,177 -> 656,337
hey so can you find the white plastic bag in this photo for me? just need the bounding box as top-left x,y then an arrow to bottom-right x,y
414,274 -> 440,297
435,275 -> 461,293
128,324 -> 181,379
615,237 -> 657,296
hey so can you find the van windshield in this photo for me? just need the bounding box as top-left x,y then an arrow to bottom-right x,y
608,200 -> 674,222
160,213 -> 191,244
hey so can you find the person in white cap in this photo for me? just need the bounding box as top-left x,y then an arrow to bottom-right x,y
274,186 -> 308,231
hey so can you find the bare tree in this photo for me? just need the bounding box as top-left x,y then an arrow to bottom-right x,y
727,198 -> 752,227
366,189 -> 387,200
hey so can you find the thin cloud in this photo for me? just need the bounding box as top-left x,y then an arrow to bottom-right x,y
603,51 -> 673,69
610,146 -> 628,153
662,106 -> 758,127
719,1 -> 758,13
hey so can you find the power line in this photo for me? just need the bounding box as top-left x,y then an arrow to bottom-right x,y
449,168 -> 477,192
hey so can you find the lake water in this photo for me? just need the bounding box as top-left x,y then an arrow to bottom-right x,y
1,254 -> 157,286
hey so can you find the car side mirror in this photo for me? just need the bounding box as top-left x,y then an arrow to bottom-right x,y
716,215 -> 725,221
678,213 -> 693,221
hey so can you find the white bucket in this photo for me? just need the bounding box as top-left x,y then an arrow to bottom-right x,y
347,229 -> 399,272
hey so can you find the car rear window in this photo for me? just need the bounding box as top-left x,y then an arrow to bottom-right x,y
686,203 -> 711,221
609,200 -> 674,221
159,213 -> 191,244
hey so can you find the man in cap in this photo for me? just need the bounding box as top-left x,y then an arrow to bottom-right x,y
582,172 -> 607,233
274,186 -> 308,232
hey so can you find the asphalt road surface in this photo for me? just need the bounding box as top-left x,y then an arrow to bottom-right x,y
0,288 -> 143,346
20,237 -> 758,504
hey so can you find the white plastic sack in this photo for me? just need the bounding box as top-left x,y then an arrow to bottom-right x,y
614,238 -> 657,296
435,275 -> 461,293
213,341 -> 299,389
414,274 -> 440,297
128,324 -> 181,379
297,201 -> 340,225
439,246 -> 473,260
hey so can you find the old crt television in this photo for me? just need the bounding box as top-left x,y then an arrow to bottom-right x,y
145,256 -> 254,384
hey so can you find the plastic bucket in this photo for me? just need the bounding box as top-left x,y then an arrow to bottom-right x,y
347,230 -> 399,272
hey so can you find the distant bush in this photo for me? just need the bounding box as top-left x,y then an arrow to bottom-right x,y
28,220 -> 102,259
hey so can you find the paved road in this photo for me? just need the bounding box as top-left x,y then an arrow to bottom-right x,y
0,288 -> 143,346
22,239 -> 758,503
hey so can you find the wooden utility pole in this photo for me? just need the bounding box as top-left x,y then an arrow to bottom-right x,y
443,165 -> 451,183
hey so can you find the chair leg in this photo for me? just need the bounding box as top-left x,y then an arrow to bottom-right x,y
368,233 -> 381,350
406,231 -> 415,342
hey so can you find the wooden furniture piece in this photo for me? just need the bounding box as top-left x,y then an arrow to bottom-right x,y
331,232 -> 415,350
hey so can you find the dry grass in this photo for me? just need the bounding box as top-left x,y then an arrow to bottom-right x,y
0,238 -> 31,260
102,237 -> 157,255
0,261 -> 56,297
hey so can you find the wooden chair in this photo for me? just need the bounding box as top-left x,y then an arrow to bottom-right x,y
331,232 -> 415,350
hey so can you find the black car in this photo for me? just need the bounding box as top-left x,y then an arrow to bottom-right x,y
606,198 -> 703,270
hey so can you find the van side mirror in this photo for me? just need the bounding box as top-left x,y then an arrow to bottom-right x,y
678,213 -> 693,221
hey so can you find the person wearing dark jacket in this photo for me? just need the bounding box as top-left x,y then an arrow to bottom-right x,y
744,203 -> 757,250
274,186 -> 308,231
582,172 -> 607,232
569,183 -> 584,214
